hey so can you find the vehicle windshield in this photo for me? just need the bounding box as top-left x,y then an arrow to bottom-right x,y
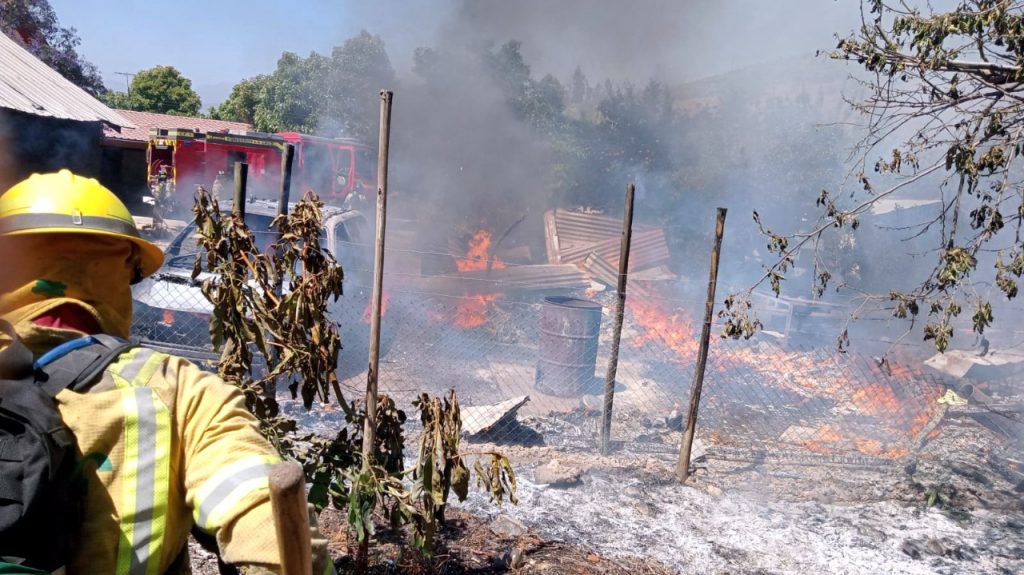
162,214 -> 332,270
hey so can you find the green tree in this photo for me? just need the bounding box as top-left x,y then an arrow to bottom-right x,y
320,30 -> 396,142
98,90 -> 132,110
102,65 -> 201,116
252,51 -> 326,133
208,75 -> 268,124
727,0 -> 1024,352
0,0 -> 104,94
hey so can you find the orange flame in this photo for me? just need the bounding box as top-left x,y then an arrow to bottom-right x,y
629,298 -> 700,358
456,230 -> 505,272
626,292 -> 944,459
362,293 -> 391,324
454,294 -> 499,329
451,230 -> 504,329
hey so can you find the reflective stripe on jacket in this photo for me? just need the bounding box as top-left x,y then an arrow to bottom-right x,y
57,347 -> 283,574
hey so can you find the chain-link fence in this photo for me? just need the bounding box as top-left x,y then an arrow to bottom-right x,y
131,209 -> 954,471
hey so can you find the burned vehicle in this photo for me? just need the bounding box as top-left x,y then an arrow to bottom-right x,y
130,198 -> 375,374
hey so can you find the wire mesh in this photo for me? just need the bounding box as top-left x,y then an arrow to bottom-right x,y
131,219 -> 951,470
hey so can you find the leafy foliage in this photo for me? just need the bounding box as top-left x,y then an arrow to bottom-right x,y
0,0 -> 104,94
343,390 -> 517,563
102,65 -> 202,116
219,30 -> 394,141
191,187 -> 344,438
208,75 -> 268,124
726,0 -> 1024,351
251,51 -> 326,134
320,31 -> 396,143
191,187 -> 515,571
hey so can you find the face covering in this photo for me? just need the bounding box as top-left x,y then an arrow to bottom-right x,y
0,234 -> 137,343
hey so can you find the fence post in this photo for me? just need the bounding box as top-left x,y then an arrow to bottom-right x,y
677,207 -> 727,482
600,183 -> 635,455
232,161 -> 248,219
361,90 -> 393,467
269,462 -> 313,575
277,143 -> 295,216
264,144 -> 295,402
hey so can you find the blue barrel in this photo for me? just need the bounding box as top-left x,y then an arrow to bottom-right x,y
535,296 -> 603,397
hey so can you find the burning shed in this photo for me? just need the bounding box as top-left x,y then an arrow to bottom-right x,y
0,31 -> 132,191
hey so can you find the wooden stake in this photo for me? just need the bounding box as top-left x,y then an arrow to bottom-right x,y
361,90 -> 393,467
269,462 -> 313,575
266,144 -> 295,401
677,207 -> 727,483
232,161 -> 248,219
600,183 -> 635,455
277,143 -> 295,216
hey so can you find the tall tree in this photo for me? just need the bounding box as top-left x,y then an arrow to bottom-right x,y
208,75 -> 268,124
251,51 -> 326,133
0,0 -> 104,95
102,65 -> 202,116
320,30 -> 396,142
728,0 -> 1024,351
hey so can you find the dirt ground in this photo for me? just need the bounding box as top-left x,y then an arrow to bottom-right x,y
189,506 -> 678,574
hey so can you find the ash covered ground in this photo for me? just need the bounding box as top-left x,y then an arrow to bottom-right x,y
279,291 -> 1024,574
454,441 -> 1024,575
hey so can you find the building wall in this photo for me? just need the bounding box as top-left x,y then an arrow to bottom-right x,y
0,109 -> 104,192
100,144 -> 149,212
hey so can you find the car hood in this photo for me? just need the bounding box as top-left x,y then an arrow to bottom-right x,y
133,267 -> 215,315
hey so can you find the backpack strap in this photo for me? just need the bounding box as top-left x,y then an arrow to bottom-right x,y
34,335 -> 136,396
0,319 -> 33,381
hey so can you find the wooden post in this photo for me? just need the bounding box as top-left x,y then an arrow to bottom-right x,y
269,462 -> 313,575
266,144 -> 295,402
677,207 -> 727,483
232,161 -> 248,219
600,183 -> 635,455
277,143 -> 295,216
361,90 -> 393,467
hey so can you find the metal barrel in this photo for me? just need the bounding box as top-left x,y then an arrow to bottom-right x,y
536,296 -> 603,397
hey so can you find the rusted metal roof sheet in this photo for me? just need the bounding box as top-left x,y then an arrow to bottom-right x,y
412,264 -> 590,294
544,209 -> 661,266
103,109 -> 251,143
0,32 -> 133,127
559,228 -> 670,271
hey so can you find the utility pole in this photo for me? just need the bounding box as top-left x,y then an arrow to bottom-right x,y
114,71 -> 136,109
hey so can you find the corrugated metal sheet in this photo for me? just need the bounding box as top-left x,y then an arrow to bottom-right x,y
559,228 -> 670,271
103,109 -> 251,143
413,264 -> 590,294
544,208 -> 659,264
0,32 -> 133,127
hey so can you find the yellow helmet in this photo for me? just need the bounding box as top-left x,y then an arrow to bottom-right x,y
0,170 -> 164,278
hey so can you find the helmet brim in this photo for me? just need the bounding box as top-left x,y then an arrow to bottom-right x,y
0,227 -> 165,278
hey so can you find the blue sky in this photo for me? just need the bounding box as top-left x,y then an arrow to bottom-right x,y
49,0 -> 449,106
50,1 -> 859,110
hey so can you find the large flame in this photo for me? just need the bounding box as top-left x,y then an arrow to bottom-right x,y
456,230 -> 505,272
451,230 -> 504,329
626,294 -> 944,459
362,292 -> 391,324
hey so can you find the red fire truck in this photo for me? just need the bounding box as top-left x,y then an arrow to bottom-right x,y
147,128 -> 376,206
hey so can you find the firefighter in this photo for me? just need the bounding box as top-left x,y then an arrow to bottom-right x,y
0,170 -> 330,574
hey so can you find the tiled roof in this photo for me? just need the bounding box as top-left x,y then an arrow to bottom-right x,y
0,32 -> 132,127
102,109 -> 252,143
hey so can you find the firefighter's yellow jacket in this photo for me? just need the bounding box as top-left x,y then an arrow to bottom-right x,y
60,344 -> 282,574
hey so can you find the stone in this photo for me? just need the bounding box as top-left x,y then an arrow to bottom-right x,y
635,502 -> 656,517
490,514 -> 528,537
533,460 -> 583,487
704,484 -> 724,498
